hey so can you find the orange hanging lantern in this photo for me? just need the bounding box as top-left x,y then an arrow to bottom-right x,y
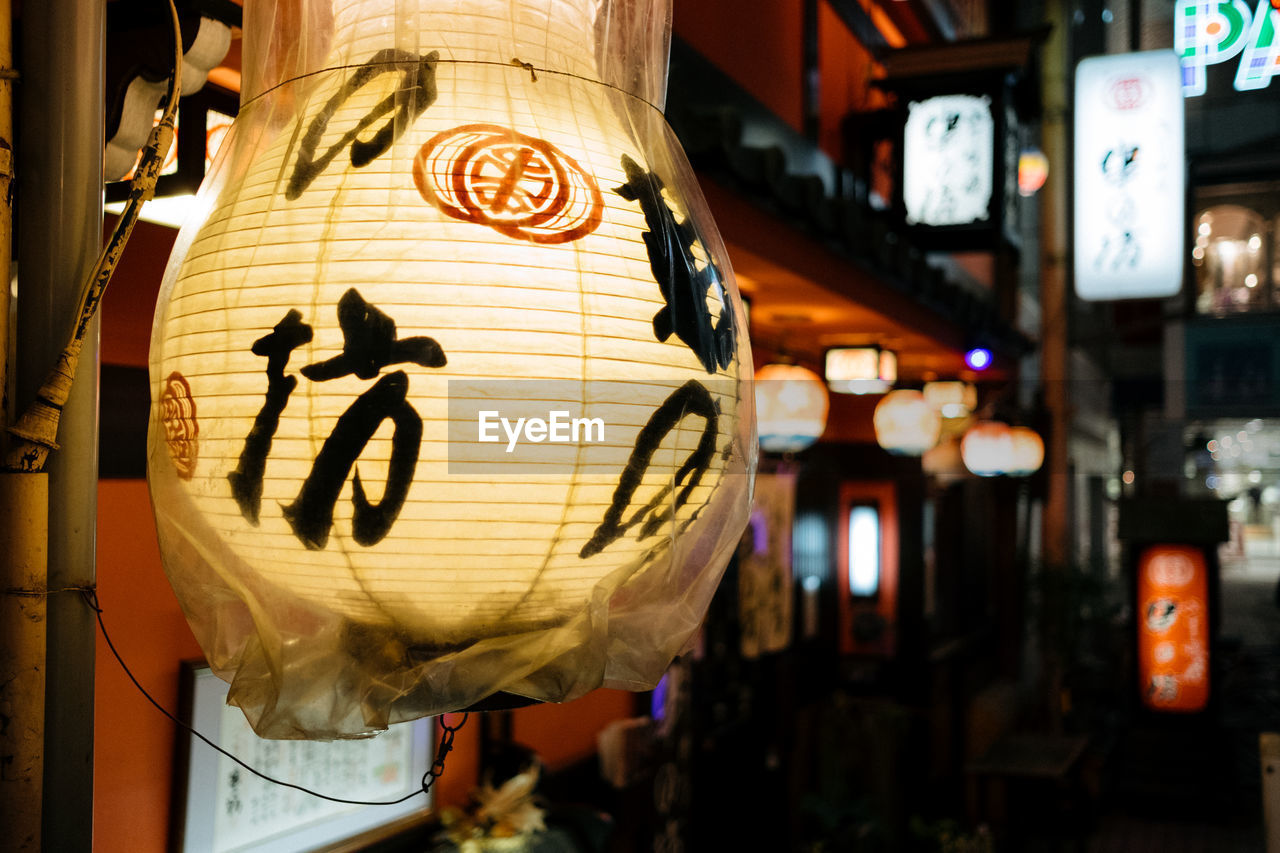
148,0 -> 755,737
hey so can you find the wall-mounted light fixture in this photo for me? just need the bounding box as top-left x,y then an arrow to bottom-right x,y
824,346 -> 897,394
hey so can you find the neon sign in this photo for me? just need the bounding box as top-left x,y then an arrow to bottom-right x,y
1176,0 -> 1280,96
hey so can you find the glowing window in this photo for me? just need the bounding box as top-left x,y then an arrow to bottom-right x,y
848,505 -> 881,598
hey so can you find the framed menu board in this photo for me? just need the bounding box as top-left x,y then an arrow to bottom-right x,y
171,662 -> 434,853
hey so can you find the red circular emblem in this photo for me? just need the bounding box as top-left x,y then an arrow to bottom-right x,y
413,123 -> 603,244
1109,76 -> 1146,110
160,371 -> 199,480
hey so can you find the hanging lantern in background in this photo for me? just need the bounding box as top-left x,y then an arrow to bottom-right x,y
824,346 -> 897,394
921,380 -> 977,419
922,435 -> 968,484
961,420 -> 1014,476
873,389 -> 940,456
1007,426 -> 1045,476
755,363 -> 829,454
148,0 -> 755,738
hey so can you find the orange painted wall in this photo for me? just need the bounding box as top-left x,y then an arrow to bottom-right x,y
512,689 -> 637,771
673,0 -> 806,133
94,480 -> 205,853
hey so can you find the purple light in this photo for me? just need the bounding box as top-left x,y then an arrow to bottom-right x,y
965,348 -> 993,371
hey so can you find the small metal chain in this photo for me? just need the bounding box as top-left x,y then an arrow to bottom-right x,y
422,712 -> 469,795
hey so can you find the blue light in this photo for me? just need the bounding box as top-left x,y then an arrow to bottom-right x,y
965,348 -> 993,371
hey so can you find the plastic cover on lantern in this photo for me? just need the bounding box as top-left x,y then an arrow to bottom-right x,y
147,0 -> 755,738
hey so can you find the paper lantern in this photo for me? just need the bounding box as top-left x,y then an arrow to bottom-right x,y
921,380 -> 976,418
873,389 -> 940,456
754,363 -> 828,453
961,420 -> 1014,477
1007,426 -> 1045,476
825,346 -> 897,394
148,0 -> 755,738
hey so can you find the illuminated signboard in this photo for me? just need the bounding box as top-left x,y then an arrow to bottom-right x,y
1176,0 -> 1280,96
1137,544 -> 1210,713
902,94 -> 995,227
1074,50 -> 1185,301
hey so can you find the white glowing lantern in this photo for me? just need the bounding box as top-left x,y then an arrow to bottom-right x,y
873,389 -> 940,456
921,380 -> 976,419
148,0 -> 755,737
961,420 -> 1014,477
754,363 -> 828,454
1007,426 -> 1045,476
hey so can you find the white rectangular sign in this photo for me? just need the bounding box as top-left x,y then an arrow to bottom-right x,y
903,94 -> 995,227
1074,50 -> 1185,301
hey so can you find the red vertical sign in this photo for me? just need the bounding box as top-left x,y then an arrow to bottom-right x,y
1137,544 -> 1210,712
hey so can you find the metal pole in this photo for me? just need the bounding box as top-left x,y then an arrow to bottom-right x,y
16,0 -> 103,847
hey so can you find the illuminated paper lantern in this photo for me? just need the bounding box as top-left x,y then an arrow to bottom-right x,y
148,0 -> 755,737
873,389 -> 940,456
1137,545 -> 1209,712
1007,426 -> 1045,476
754,363 -> 828,453
961,420 -> 1014,477
921,380 -> 976,418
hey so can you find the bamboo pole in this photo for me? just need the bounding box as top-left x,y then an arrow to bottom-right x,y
0,0 -> 41,848
0,474 -> 46,853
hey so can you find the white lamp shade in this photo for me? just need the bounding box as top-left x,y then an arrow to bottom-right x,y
1007,426 -> 1045,476
754,363 -> 829,453
873,389 -> 941,456
961,420 -> 1014,477
148,0 -> 755,737
921,380 -> 976,418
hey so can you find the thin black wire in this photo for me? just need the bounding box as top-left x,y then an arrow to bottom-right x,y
240,56 -> 662,114
82,588 -> 468,807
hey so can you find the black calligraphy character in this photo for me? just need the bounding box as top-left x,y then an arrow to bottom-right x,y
579,381 -> 719,559
283,288 -> 445,549
615,155 -> 735,374
287,48 -> 440,200
300,288 -> 446,381
228,311 -> 313,524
